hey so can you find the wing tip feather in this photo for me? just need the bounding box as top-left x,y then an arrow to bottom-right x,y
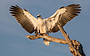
9,5 -> 23,16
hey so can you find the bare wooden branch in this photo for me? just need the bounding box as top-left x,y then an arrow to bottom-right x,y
25,25 -> 85,56
26,35 -> 68,44
70,40 -> 86,56
57,25 -> 85,56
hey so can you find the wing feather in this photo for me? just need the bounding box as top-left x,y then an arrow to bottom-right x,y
9,5 -> 38,33
59,4 -> 81,26
45,4 -> 81,33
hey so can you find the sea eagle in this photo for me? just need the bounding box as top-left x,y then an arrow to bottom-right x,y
9,4 -> 81,46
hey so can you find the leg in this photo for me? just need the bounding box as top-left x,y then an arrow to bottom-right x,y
35,31 -> 40,36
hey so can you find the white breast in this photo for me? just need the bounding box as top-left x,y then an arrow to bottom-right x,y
37,18 -> 47,34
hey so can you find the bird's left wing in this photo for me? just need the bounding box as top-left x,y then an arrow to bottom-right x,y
9,5 -> 38,33
44,4 -> 81,33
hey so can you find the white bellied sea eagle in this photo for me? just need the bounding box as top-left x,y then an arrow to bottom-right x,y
9,4 -> 81,46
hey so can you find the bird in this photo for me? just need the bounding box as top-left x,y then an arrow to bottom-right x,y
9,4 -> 81,46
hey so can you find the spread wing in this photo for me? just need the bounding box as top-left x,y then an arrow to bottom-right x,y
9,5 -> 38,33
45,4 -> 81,32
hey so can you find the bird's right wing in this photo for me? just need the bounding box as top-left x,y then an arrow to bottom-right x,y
9,5 -> 38,33
44,4 -> 81,33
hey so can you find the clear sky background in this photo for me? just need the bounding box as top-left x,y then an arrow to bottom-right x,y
0,0 -> 90,56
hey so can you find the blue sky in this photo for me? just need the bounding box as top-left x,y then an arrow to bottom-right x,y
0,0 -> 90,56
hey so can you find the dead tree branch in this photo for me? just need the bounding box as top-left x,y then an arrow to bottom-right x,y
57,25 -> 85,56
26,35 -> 68,44
25,25 -> 85,56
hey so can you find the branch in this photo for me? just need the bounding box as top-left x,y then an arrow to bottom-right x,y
26,35 -> 68,44
25,25 -> 85,56
57,25 -> 85,56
